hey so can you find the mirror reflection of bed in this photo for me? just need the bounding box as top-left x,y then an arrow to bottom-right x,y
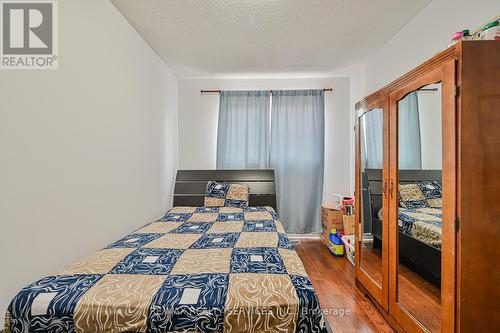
363,169 -> 442,330
360,83 -> 443,332
397,83 -> 442,333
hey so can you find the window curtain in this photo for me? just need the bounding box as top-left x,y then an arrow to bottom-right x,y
270,90 -> 325,234
398,92 -> 422,169
361,109 -> 383,169
216,91 -> 271,169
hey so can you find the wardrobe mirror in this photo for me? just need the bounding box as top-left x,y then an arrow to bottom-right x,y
359,107 -> 383,288
396,83 -> 442,333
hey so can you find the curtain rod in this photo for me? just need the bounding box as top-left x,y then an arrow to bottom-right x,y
200,88 -> 333,94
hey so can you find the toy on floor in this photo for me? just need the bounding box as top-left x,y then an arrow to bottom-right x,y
328,229 -> 345,256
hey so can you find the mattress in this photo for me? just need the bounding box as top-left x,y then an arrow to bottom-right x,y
378,207 -> 442,249
4,206 -> 327,333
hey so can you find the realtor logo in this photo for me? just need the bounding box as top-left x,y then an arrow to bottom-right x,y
1,1 -> 58,69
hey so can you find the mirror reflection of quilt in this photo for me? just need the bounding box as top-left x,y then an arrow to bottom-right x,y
5,206 -> 327,333
378,207 -> 442,249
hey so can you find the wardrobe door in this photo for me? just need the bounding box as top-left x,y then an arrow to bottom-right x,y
355,96 -> 389,311
388,61 -> 456,333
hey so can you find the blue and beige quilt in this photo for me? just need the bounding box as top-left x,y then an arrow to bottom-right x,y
398,207 -> 442,249
378,206 -> 442,248
4,206 -> 327,333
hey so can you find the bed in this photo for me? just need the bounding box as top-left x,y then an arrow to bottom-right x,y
397,207 -> 442,249
4,170 -> 330,333
377,206 -> 442,249
362,169 -> 442,287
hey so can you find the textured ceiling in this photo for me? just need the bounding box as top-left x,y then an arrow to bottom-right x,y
111,0 -> 430,77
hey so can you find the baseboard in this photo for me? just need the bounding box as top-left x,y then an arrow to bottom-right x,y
287,233 -> 321,240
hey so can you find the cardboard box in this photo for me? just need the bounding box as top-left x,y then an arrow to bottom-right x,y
321,204 -> 343,245
342,214 -> 355,235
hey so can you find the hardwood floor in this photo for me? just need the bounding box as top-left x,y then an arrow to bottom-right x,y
294,240 -> 394,333
299,239 -> 442,332
359,240 -> 383,287
359,240 -> 441,332
398,263 -> 441,333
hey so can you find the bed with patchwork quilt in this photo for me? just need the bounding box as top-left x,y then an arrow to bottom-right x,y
397,181 -> 443,249
397,207 -> 442,249
377,206 -> 442,248
4,206 -> 328,333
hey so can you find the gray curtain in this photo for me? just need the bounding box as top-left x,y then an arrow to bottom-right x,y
361,108 -> 383,169
217,91 -> 271,169
270,90 -> 325,234
398,92 -> 422,169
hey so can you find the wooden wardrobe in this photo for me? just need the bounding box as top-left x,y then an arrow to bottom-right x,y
354,41 -> 499,333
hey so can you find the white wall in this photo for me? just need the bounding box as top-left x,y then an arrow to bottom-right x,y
349,0 -> 500,189
178,77 -> 351,203
354,0 -> 500,98
0,0 -> 178,326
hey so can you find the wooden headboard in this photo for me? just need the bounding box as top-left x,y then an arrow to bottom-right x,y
173,169 -> 277,210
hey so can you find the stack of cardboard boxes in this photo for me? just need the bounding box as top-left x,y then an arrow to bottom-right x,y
342,214 -> 355,235
321,204 -> 343,246
321,203 -> 355,247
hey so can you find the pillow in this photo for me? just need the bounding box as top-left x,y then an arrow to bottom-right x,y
398,183 -> 427,209
204,181 -> 249,208
418,181 -> 442,208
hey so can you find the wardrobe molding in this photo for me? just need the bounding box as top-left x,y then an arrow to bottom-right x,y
355,47 -> 456,110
